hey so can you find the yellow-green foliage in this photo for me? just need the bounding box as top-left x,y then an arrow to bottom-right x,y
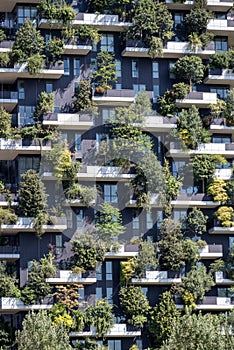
121,258 -> 136,284
207,179 -> 228,204
215,206 -> 234,227
183,290 -> 196,310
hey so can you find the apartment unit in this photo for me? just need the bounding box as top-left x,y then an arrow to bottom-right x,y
0,0 -> 234,349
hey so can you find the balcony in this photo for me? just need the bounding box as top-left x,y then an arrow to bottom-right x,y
0,62 -> 64,84
70,324 -> 141,338
122,40 -> 215,59
0,139 -> 51,161
0,0 -> 40,12
207,19 -> 234,37
39,13 -> 132,32
105,244 -> 139,259
214,168 -> 233,180
63,38 -> 92,55
46,270 -> 96,285
126,193 -> 160,208
215,271 -> 234,285
0,193 -> 18,207
209,225 -> 234,234
177,296 -> 234,310
93,89 -> 153,106
205,68 -> 234,85
210,119 -> 234,134
132,270 -> 182,285
77,166 -> 135,182
171,193 -> 220,208
199,244 -> 223,259
0,246 -> 20,260
0,41 -> 14,53
165,0 -> 232,11
142,115 -> 177,132
0,297 -> 52,314
43,113 -> 94,130
0,91 -> 18,112
175,92 -> 217,108
1,217 -> 67,234
167,142 -> 234,157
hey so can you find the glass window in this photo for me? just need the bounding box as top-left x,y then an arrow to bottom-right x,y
174,12 -> 184,26
101,34 -> 114,52
18,157 -> 40,177
106,261 -> 112,280
66,210 -> 72,229
152,61 -> 159,79
17,6 -> 37,25
19,106 -> 35,126
210,88 -> 228,100
96,133 -> 109,151
116,83 -> 122,90
104,184 -> 118,203
142,287 -> 148,297
212,135 -> 231,143
108,340 -> 121,350
116,59 -> 121,78
78,288 -> 84,302
136,340 -> 143,350
76,209 -> 83,229
18,81 -> 25,99
229,237 -> 234,248
133,84 -> 146,95
102,109 -> 115,123
96,287 -> 102,300
55,234 -> 62,255
73,59 -> 80,76
96,264 -> 102,280
64,58 -> 70,75
169,62 -> 176,79
133,210 -> 140,230
75,133 -> 82,151
146,212 -> 153,229
215,12 -> 226,19
214,37 -> 228,52
153,85 -> 160,101
156,211 -> 163,229
46,83 -> 53,93
132,60 -> 139,78
106,287 -> 113,304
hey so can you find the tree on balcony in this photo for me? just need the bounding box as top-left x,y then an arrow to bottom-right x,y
126,0 -> 174,57
45,37 -> 64,64
223,88 -> 234,126
93,51 -> 117,92
12,19 -> 44,64
159,82 -> 190,116
85,299 -> 114,338
0,261 -> 20,298
149,291 -> 180,347
76,25 -> 102,46
38,0 -> 76,23
207,179 -> 228,204
134,241 -> 158,278
163,160 -> 183,215
16,310 -> 72,350
119,285 -> 150,328
34,91 -> 54,123
215,206 -> 234,227
65,183 -> 97,207
181,264 -> 214,301
172,56 -> 205,92
185,207 -> 208,237
0,208 -> 18,231
73,80 -> 96,115
0,52 -> 10,68
0,108 -> 12,139
96,203 -> 125,239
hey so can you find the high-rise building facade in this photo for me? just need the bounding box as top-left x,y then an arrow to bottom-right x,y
0,0 -> 234,349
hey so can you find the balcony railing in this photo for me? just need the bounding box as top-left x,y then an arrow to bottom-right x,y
0,245 -> 19,254
43,113 -> 93,129
0,91 -> 18,99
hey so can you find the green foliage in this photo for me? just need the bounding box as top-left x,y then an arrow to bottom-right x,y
209,51 -> 230,69
27,53 -> 45,75
134,241 -> 158,278
183,9 -> 213,36
185,207 -> 208,236
0,316 -> 11,350
149,291 -> 180,347
215,206 -> 234,227
96,203 -> 125,239
34,91 -> 54,122
127,0 -> 174,45
181,264 -> 215,300
12,19 -> 44,63
207,179 -> 228,203
148,37 -> 163,58
159,83 -> 189,116
119,286 -> 150,327
76,25 -> 102,45
38,0 -> 76,22
21,254 -> 56,305
182,239 -> 206,266
177,105 -> 210,149
172,55 -> 205,90
65,183 -> 97,206
209,259 -> 225,273
191,154 -> 227,185
93,51 -> 117,91
158,218 -> 185,271
85,299 -> 114,337
0,208 -> 18,229
72,233 -> 108,270
19,170 -> 48,217
121,258 -> 137,284
73,80 -> 93,113
160,311 -> 233,350
0,52 -> 10,68
0,30 -> 6,43
0,261 -> 20,298
45,37 -> 64,63
50,303 -> 73,328
16,310 -> 72,350
0,108 -> 12,138
163,160 -> 182,215
223,88 -> 234,126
